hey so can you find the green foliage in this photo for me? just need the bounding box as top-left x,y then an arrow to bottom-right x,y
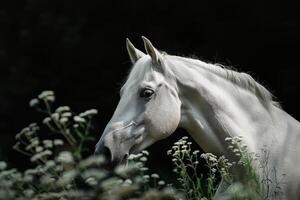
0,91 -> 284,200
168,136 -> 284,200
0,91 -> 182,200
168,136 -> 233,200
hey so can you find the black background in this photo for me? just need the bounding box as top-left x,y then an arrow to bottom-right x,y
0,0 -> 300,171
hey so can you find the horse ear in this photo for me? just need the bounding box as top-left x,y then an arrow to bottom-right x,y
142,36 -> 163,65
126,38 -> 145,64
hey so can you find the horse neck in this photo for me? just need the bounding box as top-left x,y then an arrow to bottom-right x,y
168,56 -> 276,156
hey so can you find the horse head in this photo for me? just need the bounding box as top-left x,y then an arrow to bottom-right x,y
95,37 -> 181,166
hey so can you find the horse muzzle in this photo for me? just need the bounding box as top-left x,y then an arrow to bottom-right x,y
94,121 -> 143,168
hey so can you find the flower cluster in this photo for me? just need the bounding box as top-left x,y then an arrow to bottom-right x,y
123,150 -> 167,189
0,91 -> 183,200
167,136 -> 236,200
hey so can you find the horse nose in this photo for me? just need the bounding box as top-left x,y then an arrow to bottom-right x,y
95,143 -> 112,162
95,144 -> 121,169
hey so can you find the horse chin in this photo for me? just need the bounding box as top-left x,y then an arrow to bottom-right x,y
119,157 -> 128,166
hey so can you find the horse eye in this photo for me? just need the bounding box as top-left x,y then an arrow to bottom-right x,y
140,89 -> 154,98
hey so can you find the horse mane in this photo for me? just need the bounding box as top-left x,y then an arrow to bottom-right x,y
167,55 -> 281,109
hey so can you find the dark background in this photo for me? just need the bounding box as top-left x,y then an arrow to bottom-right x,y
0,0 -> 300,172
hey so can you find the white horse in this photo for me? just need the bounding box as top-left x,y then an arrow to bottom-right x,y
95,37 -> 300,199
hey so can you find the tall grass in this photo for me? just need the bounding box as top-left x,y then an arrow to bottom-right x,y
0,91 -> 283,200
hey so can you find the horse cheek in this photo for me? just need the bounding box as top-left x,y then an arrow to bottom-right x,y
164,93 -> 181,135
145,92 -> 180,140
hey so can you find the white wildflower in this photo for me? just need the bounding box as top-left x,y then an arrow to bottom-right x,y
0,161 -> 7,170
142,150 -> 149,156
40,175 -> 56,185
30,150 -> 52,162
82,169 -> 106,180
23,174 -> 33,182
227,163 -> 233,167
61,112 -> 72,117
53,139 -> 64,146
21,127 -> 30,133
181,149 -> 188,154
115,165 -> 134,176
43,117 -> 51,124
25,139 -> 39,150
140,156 -> 147,162
24,131 -> 34,137
209,157 -> 218,162
38,90 -> 54,99
140,167 -> 148,172
123,179 -> 132,185
58,170 -> 77,186
46,95 -> 55,102
29,98 -> 39,107
200,154 -> 207,159
59,117 -> 68,124
43,140 -> 53,148
35,146 -> 43,152
29,123 -> 38,129
85,177 -> 97,186
135,153 -> 143,158
193,150 -> 200,155
127,154 -> 137,160
79,155 -> 105,168
180,140 -> 187,145
44,160 -> 55,170
55,106 -> 70,113
57,151 -> 74,164
151,173 -> 159,179
101,178 -> 123,189
172,152 -> 179,157
54,165 -> 63,172
73,116 -> 86,123
79,109 -> 98,117
86,108 -> 98,115
15,132 -> 23,139
233,148 -> 239,153
51,113 -> 60,121
135,162 -> 144,168
158,180 -> 165,186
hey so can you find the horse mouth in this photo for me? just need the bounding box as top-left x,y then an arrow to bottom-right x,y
129,145 -> 139,155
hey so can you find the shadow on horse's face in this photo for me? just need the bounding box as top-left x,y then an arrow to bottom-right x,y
95,37 -> 181,167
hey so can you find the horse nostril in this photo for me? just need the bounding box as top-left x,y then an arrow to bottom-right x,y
102,146 -> 112,162
95,144 -> 112,162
